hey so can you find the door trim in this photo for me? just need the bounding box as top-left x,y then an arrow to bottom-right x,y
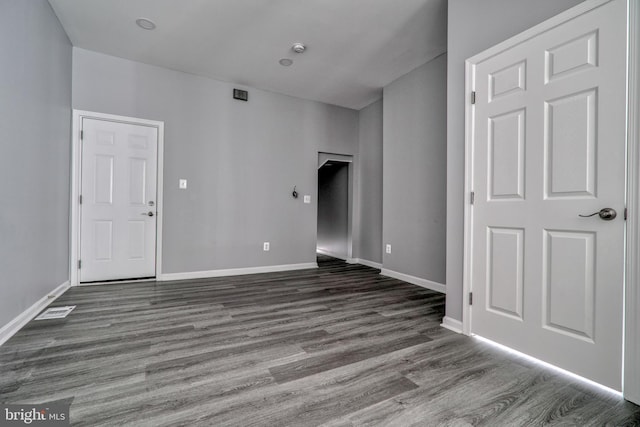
462,0 -> 636,397
316,152 -> 355,261
624,0 -> 640,405
70,110 -> 165,286
462,56 -> 475,336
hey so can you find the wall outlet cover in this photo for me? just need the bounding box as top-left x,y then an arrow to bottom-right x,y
386,244 -> 392,254
263,242 -> 270,251
179,179 -> 188,189
304,195 -> 311,204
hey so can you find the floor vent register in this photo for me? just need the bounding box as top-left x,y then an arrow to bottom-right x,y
35,306 -> 76,320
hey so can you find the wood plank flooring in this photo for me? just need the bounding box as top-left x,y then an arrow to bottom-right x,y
1,255 -> 639,426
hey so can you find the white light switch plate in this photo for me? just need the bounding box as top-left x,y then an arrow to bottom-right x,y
304,195 -> 311,204
179,179 -> 188,189
386,244 -> 392,254
263,242 -> 270,251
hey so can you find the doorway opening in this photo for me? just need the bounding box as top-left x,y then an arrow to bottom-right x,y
316,153 -> 353,261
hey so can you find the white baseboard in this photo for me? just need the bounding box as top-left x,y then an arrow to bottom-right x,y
159,262 -> 318,282
380,268 -> 446,294
0,280 -> 70,347
441,316 -> 463,334
316,249 -> 348,261
347,258 -> 383,269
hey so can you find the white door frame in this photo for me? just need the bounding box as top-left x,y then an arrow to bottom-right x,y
316,152 -> 354,261
624,0 -> 640,405
70,110 -> 165,286
462,0 -> 639,401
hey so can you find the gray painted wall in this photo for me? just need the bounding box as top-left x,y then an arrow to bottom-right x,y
383,54 -> 447,283
356,100 -> 383,264
0,1 -> 72,327
445,0 -> 586,321
72,48 -> 358,274
317,163 -> 349,258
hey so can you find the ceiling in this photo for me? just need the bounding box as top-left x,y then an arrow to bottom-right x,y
48,0 -> 447,110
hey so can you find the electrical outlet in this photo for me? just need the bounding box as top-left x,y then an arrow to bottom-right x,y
263,242 -> 270,251
179,179 -> 188,189
386,244 -> 392,254
303,195 -> 311,204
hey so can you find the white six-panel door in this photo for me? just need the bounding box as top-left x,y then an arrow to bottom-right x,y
469,0 -> 627,390
80,118 -> 158,282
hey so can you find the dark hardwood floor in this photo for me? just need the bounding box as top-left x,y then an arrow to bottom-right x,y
1,255 -> 639,426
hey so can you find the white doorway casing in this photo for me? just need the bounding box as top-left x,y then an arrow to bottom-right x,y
624,0 -> 640,406
71,110 -> 165,286
316,152 -> 354,261
463,0 -> 638,400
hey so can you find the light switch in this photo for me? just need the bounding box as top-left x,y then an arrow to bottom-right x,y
179,179 -> 187,189
386,244 -> 392,254
303,195 -> 311,204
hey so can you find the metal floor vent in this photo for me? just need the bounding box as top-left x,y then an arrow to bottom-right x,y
35,306 -> 76,320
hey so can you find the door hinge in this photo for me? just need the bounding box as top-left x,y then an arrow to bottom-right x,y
79,195 -> 83,204
471,91 -> 476,104
78,260 -> 82,269
470,191 -> 475,205
468,292 -> 473,305
80,130 -> 84,140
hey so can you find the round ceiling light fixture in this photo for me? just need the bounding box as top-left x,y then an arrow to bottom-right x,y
136,18 -> 156,30
279,58 -> 293,66
292,43 -> 306,53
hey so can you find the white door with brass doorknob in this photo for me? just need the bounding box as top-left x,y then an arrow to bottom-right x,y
79,118 -> 158,282
466,0 -> 627,390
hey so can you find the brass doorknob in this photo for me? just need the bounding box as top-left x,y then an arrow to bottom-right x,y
578,208 -> 617,221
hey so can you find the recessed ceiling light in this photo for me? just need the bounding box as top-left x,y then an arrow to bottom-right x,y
279,58 -> 293,67
136,18 -> 156,30
292,43 -> 306,53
